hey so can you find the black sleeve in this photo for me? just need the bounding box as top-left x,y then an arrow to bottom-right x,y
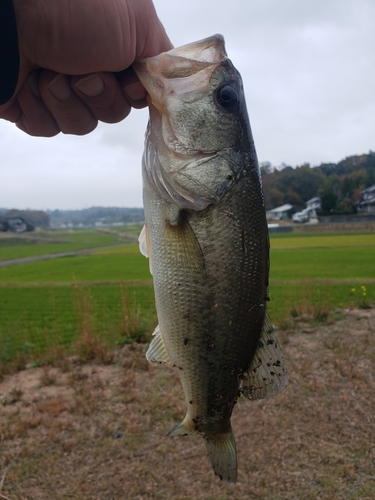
0,0 -> 20,105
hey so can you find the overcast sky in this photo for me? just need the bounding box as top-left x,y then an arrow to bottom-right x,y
1,0 -> 374,210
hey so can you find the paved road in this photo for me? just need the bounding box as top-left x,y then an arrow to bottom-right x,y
0,238 -> 138,268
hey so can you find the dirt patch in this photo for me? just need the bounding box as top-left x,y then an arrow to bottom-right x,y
1,309 -> 375,499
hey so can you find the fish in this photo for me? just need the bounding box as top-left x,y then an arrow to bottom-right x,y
134,34 -> 287,484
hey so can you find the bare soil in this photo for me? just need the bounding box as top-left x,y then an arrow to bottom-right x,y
1,308 -> 375,500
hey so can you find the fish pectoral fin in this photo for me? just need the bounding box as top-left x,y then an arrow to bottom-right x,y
145,324 -> 170,363
165,212 -> 205,274
138,223 -> 153,275
240,311 -> 288,401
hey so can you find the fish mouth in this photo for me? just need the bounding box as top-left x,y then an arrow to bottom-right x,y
134,34 -> 228,115
135,34 -> 227,75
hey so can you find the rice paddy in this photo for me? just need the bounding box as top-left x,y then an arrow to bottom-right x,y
0,227 -> 373,363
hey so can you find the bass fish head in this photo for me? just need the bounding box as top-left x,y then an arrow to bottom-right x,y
134,34 -> 257,210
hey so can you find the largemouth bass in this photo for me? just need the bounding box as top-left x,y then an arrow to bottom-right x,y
134,34 -> 287,484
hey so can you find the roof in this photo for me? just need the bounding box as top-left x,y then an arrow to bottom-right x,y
306,197 -> 320,204
267,204 -> 293,213
362,184 -> 375,194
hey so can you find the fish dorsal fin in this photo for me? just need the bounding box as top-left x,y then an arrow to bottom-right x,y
138,223 -> 153,275
240,311 -> 288,401
146,325 -> 170,363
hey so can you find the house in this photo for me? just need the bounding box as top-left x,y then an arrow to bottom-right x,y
292,197 -> 321,223
0,216 -> 34,233
357,184 -> 375,213
266,204 -> 293,221
305,197 -> 321,216
292,208 -> 310,223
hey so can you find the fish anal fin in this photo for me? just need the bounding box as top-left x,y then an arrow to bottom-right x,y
167,417 -> 195,437
240,311 -> 288,401
146,325 -> 169,363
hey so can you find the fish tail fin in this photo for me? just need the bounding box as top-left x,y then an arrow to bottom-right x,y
204,427 -> 237,484
167,418 -> 237,483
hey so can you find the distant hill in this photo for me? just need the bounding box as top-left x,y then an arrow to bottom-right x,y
0,207 -> 144,228
261,151 -> 375,214
47,207 -> 144,227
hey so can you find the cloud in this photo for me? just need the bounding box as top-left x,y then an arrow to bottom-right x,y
1,0 -> 374,209
0,119 -> 145,209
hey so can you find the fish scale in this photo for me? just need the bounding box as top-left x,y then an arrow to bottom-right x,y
134,34 -> 287,484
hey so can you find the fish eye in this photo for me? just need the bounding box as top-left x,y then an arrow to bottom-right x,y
216,85 -> 239,109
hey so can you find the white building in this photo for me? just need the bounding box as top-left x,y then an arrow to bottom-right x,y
305,197 -> 321,215
357,184 -> 375,213
292,197 -> 321,223
266,204 -> 293,221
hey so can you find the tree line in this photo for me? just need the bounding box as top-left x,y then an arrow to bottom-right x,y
1,209 -> 50,228
2,152 -> 374,225
260,151 -> 375,214
0,207 -> 145,228
47,206 -> 144,226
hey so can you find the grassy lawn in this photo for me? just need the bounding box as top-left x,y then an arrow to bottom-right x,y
270,246 -> 375,280
270,232 -> 375,248
0,228 -> 373,362
0,251 -> 150,283
0,229 -> 126,261
0,284 -> 156,363
268,232 -> 374,323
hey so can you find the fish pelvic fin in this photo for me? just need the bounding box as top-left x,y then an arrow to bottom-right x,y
204,428 -> 237,484
240,310 -> 288,401
138,223 -> 153,275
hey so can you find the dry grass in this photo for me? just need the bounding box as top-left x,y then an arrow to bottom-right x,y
1,308 -> 375,499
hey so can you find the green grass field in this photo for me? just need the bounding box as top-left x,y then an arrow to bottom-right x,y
0,228 -> 131,261
0,248 -> 151,282
0,228 -> 373,363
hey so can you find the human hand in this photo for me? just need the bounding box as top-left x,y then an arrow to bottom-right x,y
0,0 -> 172,136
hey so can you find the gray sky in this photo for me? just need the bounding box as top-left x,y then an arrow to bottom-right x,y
1,0 -> 374,210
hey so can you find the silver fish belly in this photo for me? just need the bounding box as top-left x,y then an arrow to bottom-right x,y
134,34 -> 287,484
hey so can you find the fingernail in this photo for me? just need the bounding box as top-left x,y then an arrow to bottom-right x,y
124,82 -> 147,101
28,72 -> 41,98
48,74 -> 72,101
74,74 -> 104,97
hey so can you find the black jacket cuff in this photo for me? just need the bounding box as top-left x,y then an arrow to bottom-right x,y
0,0 -> 19,105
